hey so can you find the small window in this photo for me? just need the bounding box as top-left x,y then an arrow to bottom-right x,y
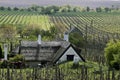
67,55 -> 74,61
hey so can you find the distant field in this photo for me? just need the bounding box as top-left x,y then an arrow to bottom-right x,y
0,11 -> 120,33
0,11 -> 54,30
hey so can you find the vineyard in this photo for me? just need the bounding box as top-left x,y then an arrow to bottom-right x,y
0,10 -> 120,80
0,11 -> 53,30
0,11 -> 120,51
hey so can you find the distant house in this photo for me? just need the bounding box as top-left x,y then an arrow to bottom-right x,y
12,34 -> 85,66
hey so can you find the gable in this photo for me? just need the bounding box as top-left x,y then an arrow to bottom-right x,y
56,46 -> 83,63
53,44 -> 85,64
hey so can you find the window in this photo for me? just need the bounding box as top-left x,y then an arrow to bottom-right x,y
67,55 -> 74,61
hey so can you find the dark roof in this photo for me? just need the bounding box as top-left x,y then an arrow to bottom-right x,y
21,41 -> 62,47
13,41 -> 70,61
12,40 -> 85,63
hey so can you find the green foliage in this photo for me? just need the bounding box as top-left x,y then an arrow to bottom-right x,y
0,6 -> 5,10
0,54 -> 25,68
0,24 -> 17,42
104,7 -> 111,12
0,60 -> 8,68
7,7 -> 11,11
9,54 -> 24,62
86,6 -> 90,12
13,7 -> 19,11
71,62 -> 79,69
96,7 -> 102,12
104,40 -> 120,70
69,32 -> 84,48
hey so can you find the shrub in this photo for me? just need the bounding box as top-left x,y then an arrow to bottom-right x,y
104,40 -> 120,70
69,32 -> 84,48
71,62 -> 79,69
9,54 -> 25,68
0,60 -> 9,68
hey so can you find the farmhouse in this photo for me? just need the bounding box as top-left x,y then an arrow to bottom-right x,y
13,34 -> 85,66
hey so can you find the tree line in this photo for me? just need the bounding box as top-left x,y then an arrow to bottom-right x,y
0,5 -> 120,14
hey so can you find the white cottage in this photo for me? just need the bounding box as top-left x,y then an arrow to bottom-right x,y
12,34 -> 85,66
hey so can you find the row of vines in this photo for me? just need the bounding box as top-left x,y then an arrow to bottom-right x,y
0,11 -> 120,52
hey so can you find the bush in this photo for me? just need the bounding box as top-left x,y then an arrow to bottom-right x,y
104,40 -> 120,70
0,54 -> 25,68
9,54 -> 25,68
0,60 -> 9,68
69,32 -> 84,48
9,54 -> 24,62
71,62 -> 79,69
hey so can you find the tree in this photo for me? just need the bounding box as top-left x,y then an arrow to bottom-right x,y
49,27 -> 58,39
104,7 -> 111,12
0,24 -> 17,52
86,6 -> 90,12
104,40 -> 120,70
13,7 -> 19,11
22,25 -> 41,40
7,7 -> 11,11
30,5 -> 39,11
20,9 -> 24,11
27,8 -> 31,11
96,7 -> 102,12
69,32 -> 84,48
0,6 -> 5,10
0,24 -> 17,42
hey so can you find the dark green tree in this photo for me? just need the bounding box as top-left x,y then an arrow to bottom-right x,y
69,32 -> 84,48
86,6 -> 90,12
7,7 -> 11,11
13,7 -> 19,11
104,7 -> 111,12
96,7 -> 102,12
27,8 -> 31,11
0,6 -> 5,10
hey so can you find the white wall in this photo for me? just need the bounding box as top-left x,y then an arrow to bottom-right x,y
57,47 -> 83,63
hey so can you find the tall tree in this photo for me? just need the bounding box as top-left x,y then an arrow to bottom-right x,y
86,6 -> 90,12
0,24 -> 17,42
0,24 -> 17,52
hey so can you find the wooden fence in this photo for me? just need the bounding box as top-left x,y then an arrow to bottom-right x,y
0,64 -> 120,80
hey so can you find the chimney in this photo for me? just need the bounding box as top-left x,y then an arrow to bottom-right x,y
4,44 -> 8,60
64,32 -> 69,41
38,34 -> 41,44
